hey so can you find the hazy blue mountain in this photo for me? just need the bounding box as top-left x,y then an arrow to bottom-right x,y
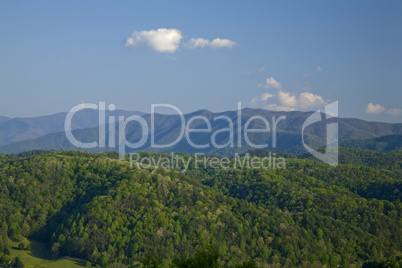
0,108 -> 401,155
0,109 -> 144,146
0,116 -> 9,123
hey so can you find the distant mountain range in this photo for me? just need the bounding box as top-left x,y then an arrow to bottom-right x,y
0,108 -> 401,155
0,109 -> 144,146
0,116 -> 10,124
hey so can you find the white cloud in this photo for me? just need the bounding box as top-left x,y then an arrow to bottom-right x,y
125,28 -> 235,53
251,77 -> 328,111
185,37 -> 236,49
250,90 -> 327,111
210,38 -> 236,48
365,103 -> 385,114
316,66 -> 322,72
249,96 -> 259,105
387,108 -> 402,116
265,103 -> 296,112
249,93 -> 275,106
185,38 -> 210,48
277,91 -> 326,109
278,91 -> 297,107
125,28 -> 183,53
258,77 -> 282,89
299,92 -> 326,109
261,93 -> 275,101
366,103 -> 402,116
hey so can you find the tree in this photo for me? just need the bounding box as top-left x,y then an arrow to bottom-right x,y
3,247 -> 10,255
12,256 -> 24,268
142,254 -> 160,268
172,247 -> 221,268
18,243 -> 25,250
236,260 -> 258,268
99,253 -> 109,268
51,242 -> 60,258
1,222 -> 8,233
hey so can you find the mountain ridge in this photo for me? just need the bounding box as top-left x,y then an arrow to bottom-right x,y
1,108 -> 401,155
0,109 -> 144,146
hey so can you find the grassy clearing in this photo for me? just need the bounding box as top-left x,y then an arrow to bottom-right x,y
7,237 -> 87,267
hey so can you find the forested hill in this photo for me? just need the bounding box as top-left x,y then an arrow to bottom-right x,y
0,150 -> 401,267
247,147 -> 402,171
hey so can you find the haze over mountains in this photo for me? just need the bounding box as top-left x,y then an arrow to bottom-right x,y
0,109 -> 144,147
0,108 -> 401,155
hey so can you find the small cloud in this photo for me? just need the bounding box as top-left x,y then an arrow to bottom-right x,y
184,38 -> 210,48
265,103 -> 296,112
277,91 -> 326,109
125,28 -> 236,53
366,103 -> 402,116
251,77 -> 327,111
250,90 -> 327,111
210,38 -> 236,48
298,92 -> 326,109
125,28 -> 183,53
278,91 -> 297,107
316,66 -> 322,72
185,37 -> 236,49
366,103 -> 385,114
261,93 -> 275,101
249,93 -> 275,106
249,96 -> 259,105
387,108 -> 402,116
258,77 -> 282,89
302,73 -> 311,78
250,77 -> 328,111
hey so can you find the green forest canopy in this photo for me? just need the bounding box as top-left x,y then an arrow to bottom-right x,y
0,149 -> 401,267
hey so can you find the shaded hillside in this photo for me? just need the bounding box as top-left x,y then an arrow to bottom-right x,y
340,134 -> 402,152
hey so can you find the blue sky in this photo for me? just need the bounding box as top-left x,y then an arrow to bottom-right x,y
1,0 -> 401,122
